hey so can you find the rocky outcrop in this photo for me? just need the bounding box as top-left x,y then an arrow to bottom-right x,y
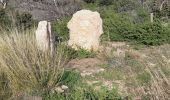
67,10 -> 103,51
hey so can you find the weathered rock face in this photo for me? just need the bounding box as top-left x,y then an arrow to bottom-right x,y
35,21 -> 54,53
67,10 -> 103,51
7,0 -> 81,21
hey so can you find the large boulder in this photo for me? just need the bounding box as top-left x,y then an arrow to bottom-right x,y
67,10 -> 103,51
7,0 -> 81,21
35,21 -> 54,54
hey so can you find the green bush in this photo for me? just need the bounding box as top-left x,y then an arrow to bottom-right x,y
99,6 -> 170,45
0,9 -> 11,30
74,48 -> 96,59
84,0 -> 170,46
0,9 -> 34,31
125,22 -> 169,45
100,8 -> 134,41
83,0 -> 96,3
98,0 -> 114,6
52,17 -> 71,41
135,8 -> 150,23
15,12 -> 34,30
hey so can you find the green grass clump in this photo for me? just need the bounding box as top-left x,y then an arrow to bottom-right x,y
72,48 -> 96,59
64,47 -> 96,59
44,86 -> 121,100
95,67 -> 125,80
15,12 -> 35,30
136,71 -> 151,86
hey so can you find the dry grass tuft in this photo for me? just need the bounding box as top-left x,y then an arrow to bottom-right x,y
0,30 -> 67,99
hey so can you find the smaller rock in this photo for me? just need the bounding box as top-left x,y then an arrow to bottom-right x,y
81,72 -> 92,77
51,89 -> 55,94
86,80 -> 99,85
102,80 -> 113,90
94,86 -> 101,91
35,21 -> 55,55
61,85 -> 68,90
148,62 -> 156,67
97,68 -> 105,72
55,87 -> 64,93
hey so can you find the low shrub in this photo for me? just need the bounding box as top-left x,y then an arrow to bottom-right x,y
15,12 -> 34,30
52,17 -> 71,41
99,7 -> 170,45
83,1 -> 170,46
0,9 -> 11,30
134,8 -> 150,23
100,8 -> 134,41
98,0 -> 114,6
125,21 -> 170,45
64,47 -> 96,59
0,9 -> 35,31
83,0 -> 96,3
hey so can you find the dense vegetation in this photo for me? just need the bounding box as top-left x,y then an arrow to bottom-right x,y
53,0 -> 170,45
0,0 -> 170,100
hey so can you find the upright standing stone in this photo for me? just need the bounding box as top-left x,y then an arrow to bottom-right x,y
35,21 -> 54,55
150,13 -> 154,23
67,10 -> 103,51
